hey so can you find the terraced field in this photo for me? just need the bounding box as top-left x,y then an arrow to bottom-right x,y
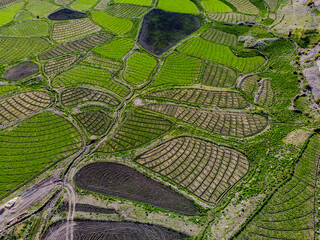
202,63 -> 237,87
98,111 -> 172,152
74,110 -> 111,135
255,79 -> 274,107
136,137 -> 249,203
201,28 -> 237,47
44,54 -> 79,76
238,75 -> 259,95
0,111 -> 82,199
143,104 -> 268,137
208,13 -> 256,24
0,91 -> 52,126
75,162 -> 199,215
115,0 -> 152,6
201,0 -> 232,13
157,0 -> 198,14
107,4 -> 148,18
146,88 -> 248,109
94,37 -> 134,60
81,54 -> 122,71
226,0 -> 259,14
0,20 -> 49,37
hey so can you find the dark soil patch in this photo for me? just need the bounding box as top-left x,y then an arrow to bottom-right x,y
60,202 -> 116,214
43,220 -> 187,239
4,61 -> 39,81
48,8 -> 88,20
139,9 -> 201,55
74,162 -> 199,215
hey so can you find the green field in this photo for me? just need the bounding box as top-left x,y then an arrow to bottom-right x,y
201,0 -> 232,13
114,0 -> 152,6
0,2 -> 24,27
157,0 -> 198,14
178,37 -> 265,73
0,20 -> 49,37
0,111 -> 82,199
94,37 -> 134,60
26,0 -> 59,18
123,52 -> 157,85
71,0 -> 98,10
107,4 -> 148,18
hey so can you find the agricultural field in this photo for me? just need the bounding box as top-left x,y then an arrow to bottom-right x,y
1,0 -> 320,239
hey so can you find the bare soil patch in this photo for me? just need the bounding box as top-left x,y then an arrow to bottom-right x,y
283,129 -> 312,146
4,61 -> 39,81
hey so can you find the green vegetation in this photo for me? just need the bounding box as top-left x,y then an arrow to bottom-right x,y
157,0 -> 199,14
0,20 -> 49,37
226,0 -> 259,14
94,37 -> 134,60
201,28 -> 237,47
0,111 -> 82,199
91,11 -> 133,35
0,85 -> 20,96
201,0 -> 232,13
114,0 -> 152,6
123,52 -> 157,85
208,12 -> 256,23
107,4 -> 148,18
152,52 -> 203,87
71,0 -> 98,10
202,62 -> 237,87
0,2 -> 24,27
178,37 -> 265,73
26,0 -> 59,18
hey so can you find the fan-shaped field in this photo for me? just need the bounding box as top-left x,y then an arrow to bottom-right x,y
71,0 -> 98,10
255,79 -> 274,107
81,54 -> 122,71
0,91 -> 52,126
236,134 -> 320,240
0,20 -> 49,37
202,63 -> 237,88
38,33 -> 112,60
201,0 -> 232,13
44,54 -> 79,76
226,0 -> 259,14
146,89 -> 247,109
4,61 -> 39,81
0,37 -> 50,64
124,52 -> 157,85
74,110 -> 111,136
52,65 -> 130,97
238,75 -> 258,95
136,137 -> 249,203
208,13 -> 256,24
94,38 -> 134,60
0,2 -> 24,27
26,0 -> 58,18
157,0 -> 198,14
107,4 -> 148,18
201,28 -> 237,47
91,11 -> 133,35
60,87 -> 120,107
43,220 -> 187,239
52,19 -> 101,43
115,0 -> 152,6
0,111 -> 82,199
98,111 -> 172,153
178,38 -> 265,73
75,162 -> 199,215
143,104 -> 268,137
152,52 -> 203,87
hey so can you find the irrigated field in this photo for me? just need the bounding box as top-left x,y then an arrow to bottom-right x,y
136,137 -> 249,203
146,88 -> 248,109
43,220 -> 187,239
98,111 -> 172,152
75,162 -> 199,215
143,104 -> 267,137
0,111 -> 82,199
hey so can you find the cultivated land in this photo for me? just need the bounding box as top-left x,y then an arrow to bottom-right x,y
0,0 -> 320,239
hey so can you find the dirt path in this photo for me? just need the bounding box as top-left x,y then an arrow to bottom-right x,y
65,183 -> 76,240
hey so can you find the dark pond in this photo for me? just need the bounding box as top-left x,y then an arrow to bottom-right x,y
139,9 -> 201,55
4,61 -> 39,81
48,8 -> 88,20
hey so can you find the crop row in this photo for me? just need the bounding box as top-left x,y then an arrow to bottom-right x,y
81,54 -> 122,71
0,37 -> 50,64
226,0 -> 259,14
202,62 -> 237,88
107,4 -> 148,18
157,0 -> 198,14
124,52 -> 157,86
238,75 -> 258,95
98,111 -> 172,153
142,104 -> 268,137
208,13 -> 256,24
60,87 -> 120,107
136,137 -> 249,203
52,19 -> 101,43
115,0 -> 152,6
236,134 -> 320,240
0,111 -> 82,199
201,28 -> 237,47
0,0 -> 19,7
201,0 -> 232,13
178,38 -> 265,73
75,162 -> 199,215
0,91 -> 52,126
52,65 -> 130,97
39,33 -> 112,60
147,88 -> 248,109
44,54 -> 79,76
255,79 -> 274,108
43,220 -> 187,240
0,20 -> 49,37
94,37 -> 134,60
152,52 -> 202,87
74,110 -> 111,136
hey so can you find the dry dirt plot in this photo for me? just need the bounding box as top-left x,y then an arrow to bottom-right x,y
43,220 -> 187,239
136,137 -> 249,203
4,62 -> 39,81
75,162 -> 199,215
